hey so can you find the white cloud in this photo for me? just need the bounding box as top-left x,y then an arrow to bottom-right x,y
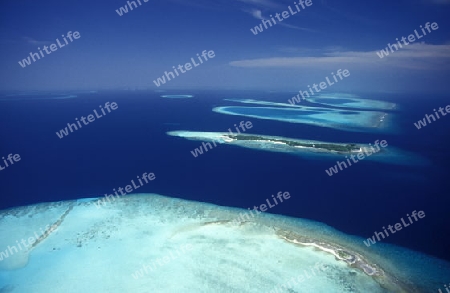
246,8 -> 314,32
22,37 -> 50,46
249,9 -> 263,19
229,43 -> 450,70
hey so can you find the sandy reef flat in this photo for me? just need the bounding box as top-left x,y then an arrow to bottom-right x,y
307,94 -> 397,110
213,105 -> 389,132
1,194 -> 448,292
225,95 -> 396,111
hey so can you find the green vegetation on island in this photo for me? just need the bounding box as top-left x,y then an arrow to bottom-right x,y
227,134 -> 360,153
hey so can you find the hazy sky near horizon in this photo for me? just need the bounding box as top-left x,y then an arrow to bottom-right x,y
0,0 -> 449,93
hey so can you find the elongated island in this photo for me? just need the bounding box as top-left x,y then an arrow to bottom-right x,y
167,130 -> 428,165
168,130 -> 375,155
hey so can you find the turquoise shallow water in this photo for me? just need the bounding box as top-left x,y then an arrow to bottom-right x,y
167,130 -> 429,166
0,91 -> 449,293
0,194 -> 448,292
213,105 -> 388,132
2,0 -> 450,291
307,94 -> 397,110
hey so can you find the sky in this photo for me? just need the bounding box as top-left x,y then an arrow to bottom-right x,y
0,0 -> 449,93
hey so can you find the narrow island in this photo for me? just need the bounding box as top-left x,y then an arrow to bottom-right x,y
167,131 -> 381,157
229,134 -> 362,153
160,94 -> 194,98
167,131 -> 428,165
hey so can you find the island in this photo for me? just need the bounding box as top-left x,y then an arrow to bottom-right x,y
168,130 -> 375,156
160,94 -> 194,98
167,130 -> 429,165
228,134 -> 362,153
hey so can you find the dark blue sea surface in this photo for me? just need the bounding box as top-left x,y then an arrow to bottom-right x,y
0,90 -> 449,262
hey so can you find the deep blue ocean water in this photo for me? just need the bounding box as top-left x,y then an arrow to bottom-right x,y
0,90 -> 449,262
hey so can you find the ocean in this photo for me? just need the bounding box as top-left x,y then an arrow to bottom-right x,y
1,89 -> 449,264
